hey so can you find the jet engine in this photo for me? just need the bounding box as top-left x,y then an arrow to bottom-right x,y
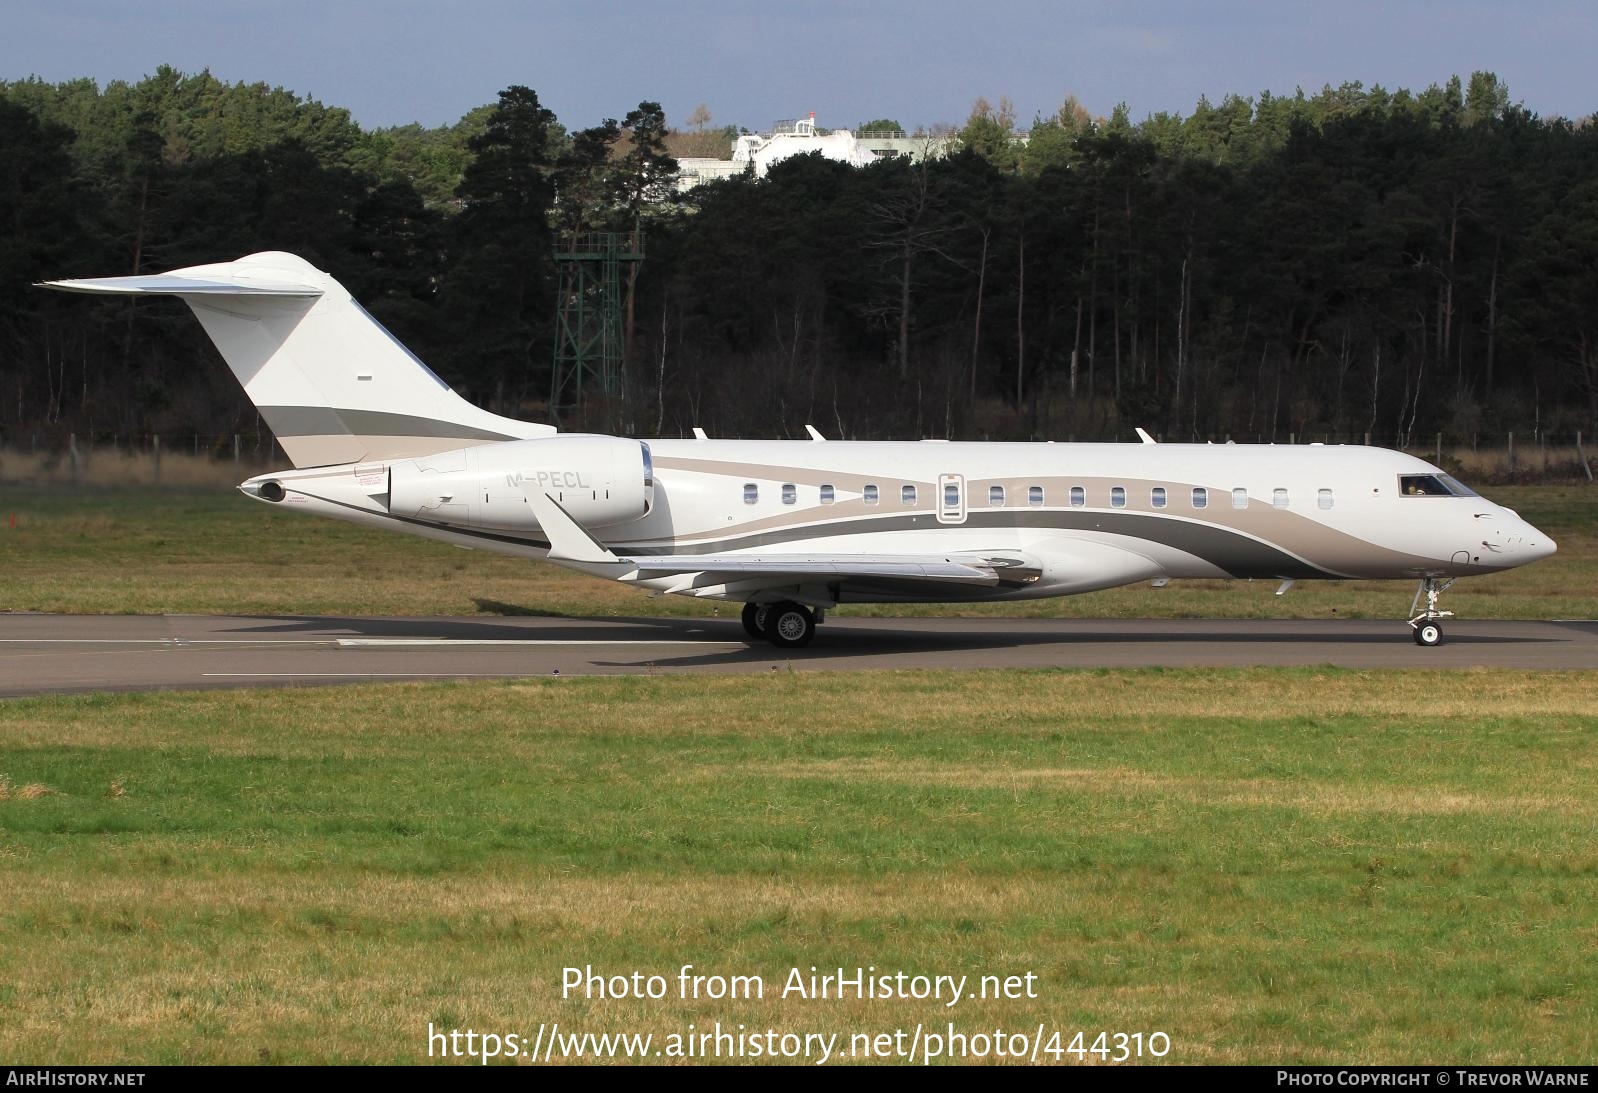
388,436 -> 653,532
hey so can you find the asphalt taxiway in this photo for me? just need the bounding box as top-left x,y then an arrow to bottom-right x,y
1,614 -> 1595,696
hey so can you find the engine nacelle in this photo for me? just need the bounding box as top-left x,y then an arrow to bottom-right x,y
388,436 -> 653,533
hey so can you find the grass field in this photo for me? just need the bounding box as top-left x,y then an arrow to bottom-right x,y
1,482 -> 1595,620
0,669 -> 1594,1064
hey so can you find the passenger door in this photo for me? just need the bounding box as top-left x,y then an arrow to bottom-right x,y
938,473 -> 967,525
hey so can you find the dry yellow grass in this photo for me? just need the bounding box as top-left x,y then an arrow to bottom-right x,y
0,446 -> 278,488
1445,442 -> 1595,482
0,776 -> 58,800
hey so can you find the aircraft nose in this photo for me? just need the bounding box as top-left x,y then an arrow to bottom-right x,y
1481,509 -> 1556,565
1527,526 -> 1557,560
1509,514 -> 1556,561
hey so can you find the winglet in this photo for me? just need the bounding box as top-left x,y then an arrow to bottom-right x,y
525,491 -> 622,565
1135,427 -> 1157,445
805,425 -> 826,441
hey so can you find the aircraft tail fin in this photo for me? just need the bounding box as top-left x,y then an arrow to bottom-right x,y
41,251 -> 553,468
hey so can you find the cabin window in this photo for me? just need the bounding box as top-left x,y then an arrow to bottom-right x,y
863,484 -> 879,505
1151,487 -> 1167,509
901,484 -> 918,505
1318,488 -> 1334,510
1070,486 -> 1086,508
1028,485 -> 1044,507
781,483 -> 797,505
743,483 -> 758,505
820,484 -> 835,505
1192,487 -> 1208,509
1232,487 -> 1248,509
1273,488 -> 1289,509
1399,474 -> 1474,497
944,482 -> 960,508
1110,486 -> 1127,508
989,485 -> 1005,507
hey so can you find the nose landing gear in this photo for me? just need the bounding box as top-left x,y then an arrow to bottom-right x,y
1407,577 -> 1456,647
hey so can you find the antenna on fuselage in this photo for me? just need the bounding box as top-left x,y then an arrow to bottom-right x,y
1135,427 -> 1157,445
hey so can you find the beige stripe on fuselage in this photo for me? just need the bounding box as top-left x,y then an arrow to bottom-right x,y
645,456 -> 1456,579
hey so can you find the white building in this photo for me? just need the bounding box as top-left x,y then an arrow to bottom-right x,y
732,114 -> 876,175
674,113 -> 954,192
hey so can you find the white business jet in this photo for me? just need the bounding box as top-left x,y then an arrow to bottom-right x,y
43,252 -> 1556,648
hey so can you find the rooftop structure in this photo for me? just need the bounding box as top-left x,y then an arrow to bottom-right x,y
673,113 -> 956,192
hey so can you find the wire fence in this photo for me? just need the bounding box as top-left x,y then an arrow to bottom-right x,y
1,432 -> 285,487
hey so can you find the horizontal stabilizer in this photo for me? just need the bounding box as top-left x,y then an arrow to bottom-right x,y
39,273 -> 322,298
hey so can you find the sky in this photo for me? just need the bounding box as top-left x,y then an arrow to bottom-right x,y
6,1 -> 1595,134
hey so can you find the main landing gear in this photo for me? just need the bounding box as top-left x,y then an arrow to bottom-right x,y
1407,577 -> 1457,647
741,601 -> 820,649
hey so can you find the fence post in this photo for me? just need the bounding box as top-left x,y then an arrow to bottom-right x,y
233,434 -> 241,466
1507,432 -> 1515,474
1578,430 -> 1594,484
1363,431 -> 1370,447
69,433 -> 80,484
1436,432 -> 1442,465
153,434 -> 161,485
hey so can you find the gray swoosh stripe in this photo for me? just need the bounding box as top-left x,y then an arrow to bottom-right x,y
259,405 -> 516,442
616,511 -> 1336,579
302,494 -> 1333,579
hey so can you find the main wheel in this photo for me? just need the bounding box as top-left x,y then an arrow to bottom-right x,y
762,602 -> 816,648
740,602 -> 770,641
1413,619 -> 1444,647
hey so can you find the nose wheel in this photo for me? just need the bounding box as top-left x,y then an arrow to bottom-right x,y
1407,577 -> 1456,647
1413,619 -> 1444,647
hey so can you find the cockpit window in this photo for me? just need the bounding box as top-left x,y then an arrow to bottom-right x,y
1399,474 -> 1475,497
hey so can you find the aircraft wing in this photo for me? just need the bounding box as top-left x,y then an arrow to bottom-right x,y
620,554 -> 1022,586
523,488 -> 1039,593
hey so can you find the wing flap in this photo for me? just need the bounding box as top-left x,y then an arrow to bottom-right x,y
621,553 -> 1037,587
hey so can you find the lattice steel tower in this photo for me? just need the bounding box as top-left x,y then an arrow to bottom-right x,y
551,231 -> 644,421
